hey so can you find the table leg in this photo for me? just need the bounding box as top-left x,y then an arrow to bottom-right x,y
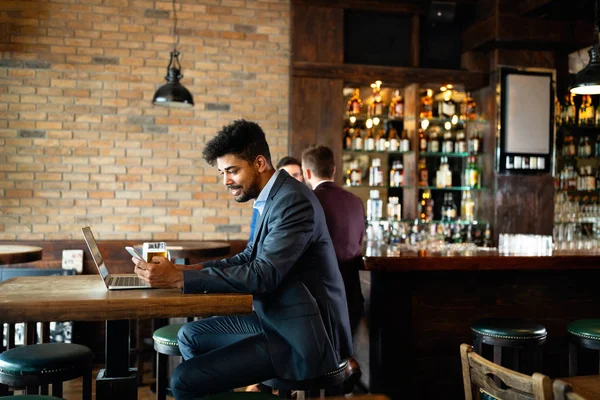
96,319 -> 137,400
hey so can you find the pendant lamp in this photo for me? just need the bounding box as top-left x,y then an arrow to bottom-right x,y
570,0 -> 600,95
152,0 -> 194,108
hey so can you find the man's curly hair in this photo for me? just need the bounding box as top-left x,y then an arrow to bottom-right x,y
202,120 -> 272,167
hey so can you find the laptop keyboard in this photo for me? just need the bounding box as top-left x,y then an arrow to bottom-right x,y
112,276 -> 149,287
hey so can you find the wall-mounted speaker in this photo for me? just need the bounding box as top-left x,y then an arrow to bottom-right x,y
428,1 -> 456,23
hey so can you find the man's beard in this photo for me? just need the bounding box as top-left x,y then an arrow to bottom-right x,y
229,174 -> 260,203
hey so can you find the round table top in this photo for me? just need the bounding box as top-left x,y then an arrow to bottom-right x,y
135,241 -> 231,259
0,245 -> 43,265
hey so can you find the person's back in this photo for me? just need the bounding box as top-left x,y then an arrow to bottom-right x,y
302,145 -> 365,334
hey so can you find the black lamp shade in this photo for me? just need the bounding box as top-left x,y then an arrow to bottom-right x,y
571,46 -> 600,95
152,81 -> 194,108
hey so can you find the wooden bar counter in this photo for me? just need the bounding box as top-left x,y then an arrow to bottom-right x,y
355,249 -> 600,399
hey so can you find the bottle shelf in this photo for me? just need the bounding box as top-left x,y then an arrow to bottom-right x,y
368,218 -> 488,225
343,149 -> 412,155
345,113 -> 402,122
419,152 -> 474,158
343,185 -> 414,189
558,124 -> 600,130
420,117 -> 488,125
419,186 -> 486,191
556,155 -> 600,161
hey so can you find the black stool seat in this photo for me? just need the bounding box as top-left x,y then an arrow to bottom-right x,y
567,319 -> 600,376
471,318 -> 547,376
472,318 -> 547,342
0,343 -> 93,387
263,360 -> 348,397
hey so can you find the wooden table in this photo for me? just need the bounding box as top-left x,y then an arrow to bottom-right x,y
559,375 -> 600,398
0,275 -> 252,400
0,245 -> 42,265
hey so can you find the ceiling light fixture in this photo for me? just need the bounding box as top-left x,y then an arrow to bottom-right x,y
152,0 -> 194,108
570,0 -> 600,95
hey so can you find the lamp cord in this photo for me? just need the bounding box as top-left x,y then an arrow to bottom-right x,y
172,0 -> 179,52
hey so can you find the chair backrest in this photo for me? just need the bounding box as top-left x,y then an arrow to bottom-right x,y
553,380 -> 588,400
460,343 -> 552,400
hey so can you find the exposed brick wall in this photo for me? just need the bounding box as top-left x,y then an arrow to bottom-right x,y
0,0 -> 290,240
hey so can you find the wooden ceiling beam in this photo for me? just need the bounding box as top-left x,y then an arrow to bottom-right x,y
291,61 -> 489,90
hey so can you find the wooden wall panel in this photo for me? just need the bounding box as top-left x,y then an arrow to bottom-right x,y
491,49 -> 555,70
290,77 -> 344,182
494,174 -> 555,236
292,4 -> 343,64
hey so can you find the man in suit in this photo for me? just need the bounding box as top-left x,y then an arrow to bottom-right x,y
301,145 -> 365,335
133,120 -> 352,400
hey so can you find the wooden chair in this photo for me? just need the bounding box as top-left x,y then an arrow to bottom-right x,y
553,380 -> 588,400
460,343 -> 552,400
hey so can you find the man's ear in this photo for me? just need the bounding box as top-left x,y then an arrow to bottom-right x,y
304,168 -> 312,180
255,155 -> 268,172
332,166 -> 336,177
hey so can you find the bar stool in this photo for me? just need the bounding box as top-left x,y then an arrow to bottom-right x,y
0,342 -> 93,399
262,360 -> 348,398
471,318 -> 547,374
153,323 -> 184,400
567,319 -> 600,376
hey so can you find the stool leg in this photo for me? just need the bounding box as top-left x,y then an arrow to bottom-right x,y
473,337 -> 483,355
511,348 -> 520,372
83,366 -> 93,400
156,352 -> 168,400
493,346 -> 503,388
51,382 -> 63,398
569,342 -> 578,376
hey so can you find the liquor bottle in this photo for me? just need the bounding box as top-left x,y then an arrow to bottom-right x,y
579,95 -> 592,126
455,130 -> 467,153
368,81 -> 384,117
460,190 -> 475,222
587,165 -> 596,191
388,89 -> 404,119
367,190 -> 383,221
364,129 -> 376,151
565,93 -> 576,126
387,196 -> 401,220
352,127 -> 363,151
418,158 -> 428,187
390,160 -> 404,187
442,128 -> 454,153
349,161 -> 362,186
428,129 -> 440,153
483,223 -> 493,247
436,157 -> 452,188
468,130 -> 481,155
420,89 -> 434,119
368,158 -> 384,187
595,104 -> 600,127
375,128 -> 387,152
583,136 -> 592,158
419,189 -> 434,222
347,89 -> 362,115
344,126 -> 353,150
596,134 -> 600,157
462,92 -> 477,120
400,130 -> 410,152
387,128 -> 400,152
441,193 -> 457,222
566,134 -> 576,157
418,129 -> 427,152
464,156 -> 480,189
439,88 -> 456,118
555,96 -> 562,126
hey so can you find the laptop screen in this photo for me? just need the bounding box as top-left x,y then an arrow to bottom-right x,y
81,226 -> 109,283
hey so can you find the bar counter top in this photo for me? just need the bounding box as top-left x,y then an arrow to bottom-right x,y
364,249 -> 600,272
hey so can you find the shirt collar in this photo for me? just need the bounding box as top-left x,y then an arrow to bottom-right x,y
253,170 -> 280,215
313,179 -> 334,189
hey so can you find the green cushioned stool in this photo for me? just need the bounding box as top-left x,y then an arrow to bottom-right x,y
567,319 -> 600,376
472,318 -> 547,375
153,323 -> 184,400
262,360 -> 348,398
0,342 -> 93,399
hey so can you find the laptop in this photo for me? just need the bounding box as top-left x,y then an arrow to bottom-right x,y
81,226 -> 153,290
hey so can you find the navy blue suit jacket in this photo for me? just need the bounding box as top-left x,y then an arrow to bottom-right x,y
182,170 -> 353,380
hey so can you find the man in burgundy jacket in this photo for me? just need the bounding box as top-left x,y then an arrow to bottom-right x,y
301,145 -> 365,335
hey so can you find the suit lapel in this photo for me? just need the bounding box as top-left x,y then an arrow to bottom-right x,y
253,171 -> 287,244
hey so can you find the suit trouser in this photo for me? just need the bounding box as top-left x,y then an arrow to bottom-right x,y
170,313 -> 277,400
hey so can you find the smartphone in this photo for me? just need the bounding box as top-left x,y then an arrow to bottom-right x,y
125,246 -> 144,261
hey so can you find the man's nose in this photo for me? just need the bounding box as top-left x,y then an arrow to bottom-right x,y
223,174 -> 232,186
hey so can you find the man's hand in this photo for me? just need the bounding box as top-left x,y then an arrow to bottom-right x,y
133,256 -> 184,289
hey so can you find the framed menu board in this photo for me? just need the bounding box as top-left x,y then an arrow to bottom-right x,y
497,68 -> 555,174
